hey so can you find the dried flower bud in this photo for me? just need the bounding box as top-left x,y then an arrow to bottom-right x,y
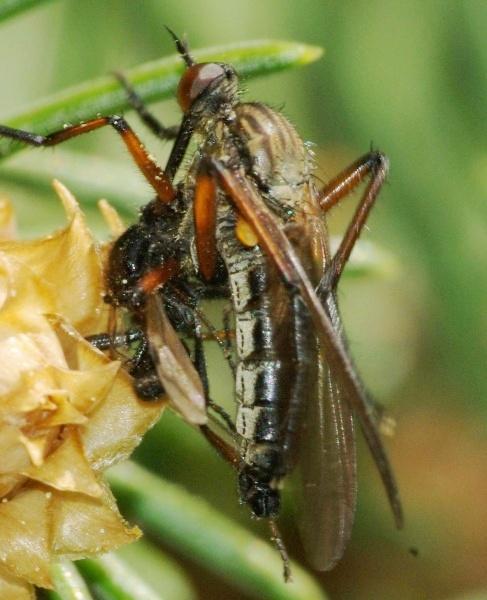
0,182 -> 165,597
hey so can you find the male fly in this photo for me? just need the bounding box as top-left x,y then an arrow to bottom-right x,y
0,30 -> 403,579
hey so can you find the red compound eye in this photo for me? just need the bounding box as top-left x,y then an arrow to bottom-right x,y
177,63 -> 225,112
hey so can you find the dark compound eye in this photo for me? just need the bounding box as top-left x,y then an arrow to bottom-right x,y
177,63 -> 226,112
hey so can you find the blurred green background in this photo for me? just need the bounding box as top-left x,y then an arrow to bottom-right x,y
0,1 -> 486,599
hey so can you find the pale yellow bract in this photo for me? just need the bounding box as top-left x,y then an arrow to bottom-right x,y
0,182 -> 166,598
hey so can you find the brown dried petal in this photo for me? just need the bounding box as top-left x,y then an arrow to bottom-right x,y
0,474 -> 26,500
0,185 -> 166,591
23,431 -> 103,498
0,365 -> 60,415
0,487 -> 51,587
50,361 -> 121,414
0,425 -> 30,474
0,565 -> 34,600
51,482 -> 140,559
39,393 -> 88,428
0,256 -> 58,338
0,181 -> 105,334
52,318 -> 166,470
98,199 -> 126,236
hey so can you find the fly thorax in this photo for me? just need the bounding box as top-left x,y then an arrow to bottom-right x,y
196,103 -> 237,140
233,103 -> 309,192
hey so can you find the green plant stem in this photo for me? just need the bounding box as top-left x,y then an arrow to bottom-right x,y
0,0 -> 55,22
0,149 -> 146,216
0,40 -> 322,160
108,461 -> 327,600
48,560 -> 93,600
77,540 -> 196,600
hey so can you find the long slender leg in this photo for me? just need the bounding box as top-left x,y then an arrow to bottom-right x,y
192,315 -> 236,434
319,150 -> 389,290
222,302 -> 235,366
112,30 -> 198,182
0,117 -> 175,203
203,407 -> 291,580
87,327 -> 164,400
114,72 -> 180,140
205,422 -> 292,577
199,424 -> 239,466
165,286 -> 235,372
207,399 -> 237,434
164,112 -> 196,181
155,284 -> 236,431
129,337 -> 165,401
269,520 -> 292,582
193,319 -> 210,396
86,328 -> 143,350
194,161 -> 218,281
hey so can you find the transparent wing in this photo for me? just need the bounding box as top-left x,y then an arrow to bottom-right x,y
291,194 -> 357,570
213,160 -> 402,530
297,297 -> 357,570
145,294 -> 207,425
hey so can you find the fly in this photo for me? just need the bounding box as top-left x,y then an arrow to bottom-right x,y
0,29 -> 403,580
172,33 -> 403,578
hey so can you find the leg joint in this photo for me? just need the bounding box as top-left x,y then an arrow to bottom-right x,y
368,150 -> 389,176
108,115 -> 128,131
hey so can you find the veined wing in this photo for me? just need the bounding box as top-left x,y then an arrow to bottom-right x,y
212,160 -> 403,530
298,343 -> 357,570
145,293 -> 207,425
292,191 -> 357,570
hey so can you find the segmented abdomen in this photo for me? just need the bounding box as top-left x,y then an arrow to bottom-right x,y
214,102 -> 317,483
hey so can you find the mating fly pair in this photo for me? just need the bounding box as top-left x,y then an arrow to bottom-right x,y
0,31 -> 403,579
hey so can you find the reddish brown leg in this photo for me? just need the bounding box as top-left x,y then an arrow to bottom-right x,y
199,424 -> 239,467
319,151 -> 389,290
0,117 -> 175,204
194,164 -> 218,281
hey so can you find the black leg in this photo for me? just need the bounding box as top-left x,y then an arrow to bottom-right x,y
164,112 -> 196,180
87,328 -> 164,401
166,286 -> 236,372
114,71 -> 180,141
222,302 -> 235,370
269,520 -> 292,582
128,335 -> 166,401
193,318 -> 210,396
192,315 -> 236,434
86,328 -> 143,350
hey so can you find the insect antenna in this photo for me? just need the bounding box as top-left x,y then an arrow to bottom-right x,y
164,26 -> 195,67
269,519 -> 292,582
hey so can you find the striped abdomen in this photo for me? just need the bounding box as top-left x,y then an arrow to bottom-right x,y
215,102 -> 317,517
